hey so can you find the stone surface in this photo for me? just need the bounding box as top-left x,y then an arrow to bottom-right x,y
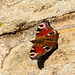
0,28 -> 75,75
0,0 -> 75,75
0,0 -> 75,35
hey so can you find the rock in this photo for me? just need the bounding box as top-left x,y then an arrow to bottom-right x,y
0,27 -> 75,75
0,0 -> 75,35
0,0 -> 75,75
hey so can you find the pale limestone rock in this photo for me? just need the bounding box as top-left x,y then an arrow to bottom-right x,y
0,0 -> 75,35
0,28 -> 75,75
0,0 -> 75,75
0,27 -> 36,68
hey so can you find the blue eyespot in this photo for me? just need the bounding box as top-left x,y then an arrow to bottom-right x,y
45,47 -> 50,51
49,31 -> 54,35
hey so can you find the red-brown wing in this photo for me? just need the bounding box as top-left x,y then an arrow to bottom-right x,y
36,20 -> 58,41
30,20 -> 58,59
30,40 -> 56,59
30,45 -> 46,59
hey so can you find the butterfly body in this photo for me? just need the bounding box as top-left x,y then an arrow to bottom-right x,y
30,19 -> 58,59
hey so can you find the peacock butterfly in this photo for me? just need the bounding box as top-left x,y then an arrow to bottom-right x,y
30,19 -> 58,59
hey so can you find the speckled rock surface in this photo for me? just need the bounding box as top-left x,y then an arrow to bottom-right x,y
0,0 -> 75,75
0,0 -> 75,35
0,27 -> 75,75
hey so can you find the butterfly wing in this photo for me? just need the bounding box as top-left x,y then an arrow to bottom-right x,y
36,21 -> 53,38
30,19 -> 58,59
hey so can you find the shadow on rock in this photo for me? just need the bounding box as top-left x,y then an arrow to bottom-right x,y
37,44 -> 58,69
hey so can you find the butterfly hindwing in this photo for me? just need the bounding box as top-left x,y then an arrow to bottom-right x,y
30,19 -> 58,59
30,45 -> 46,59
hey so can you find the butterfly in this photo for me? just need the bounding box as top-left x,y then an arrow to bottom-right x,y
30,19 -> 58,59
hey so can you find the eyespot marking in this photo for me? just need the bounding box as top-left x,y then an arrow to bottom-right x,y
46,31 -> 54,36
40,25 -> 43,27
49,31 -> 54,35
39,26 -> 43,29
43,46 -> 50,51
30,52 -> 37,59
38,22 -> 47,29
45,47 -> 50,51
31,54 -> 35,56
30,52 -> 35,55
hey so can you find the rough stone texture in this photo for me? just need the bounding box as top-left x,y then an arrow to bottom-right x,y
0,0 -> 75,75
0,28 -> 75,75
0,0 -> 75,35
